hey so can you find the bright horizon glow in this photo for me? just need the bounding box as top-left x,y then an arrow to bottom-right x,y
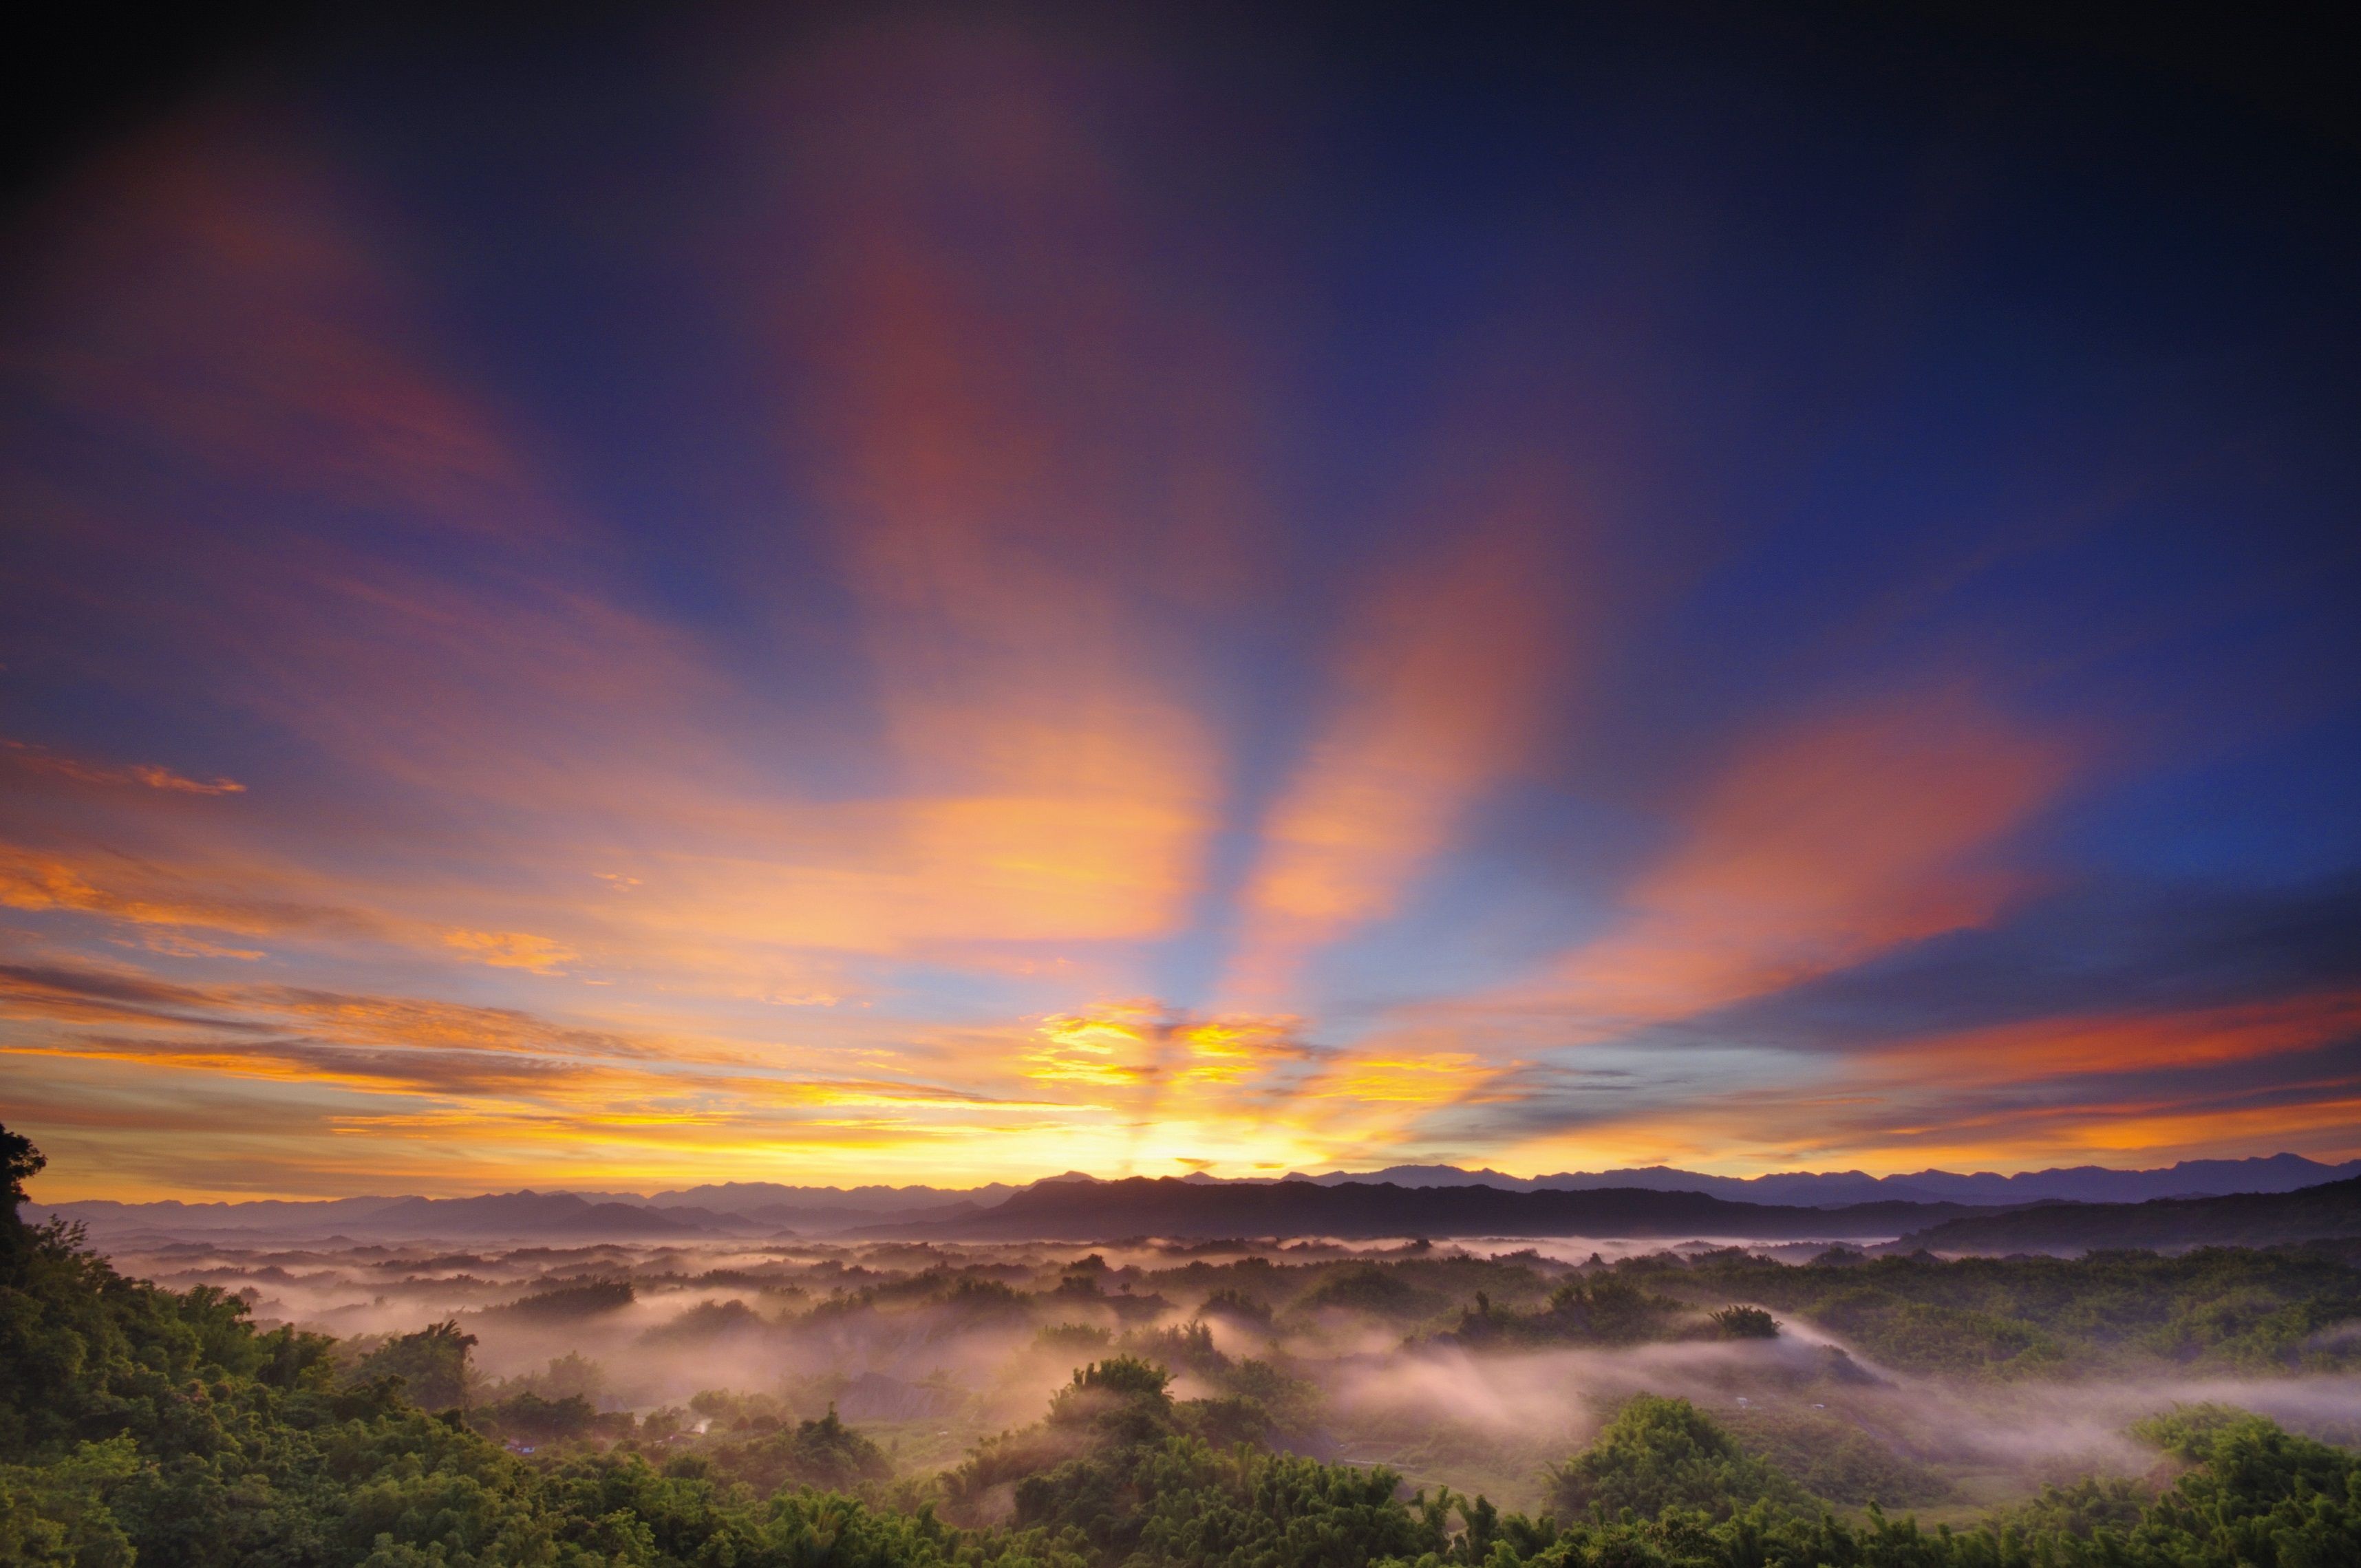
4,8 -> 2358,1202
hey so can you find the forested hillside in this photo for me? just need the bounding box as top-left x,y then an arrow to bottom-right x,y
877,1176 -> 1990,1241
6,1124 -> 2360,1567
1892,1179 -> 2361,1254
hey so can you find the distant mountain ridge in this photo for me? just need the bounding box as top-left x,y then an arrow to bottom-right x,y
1891,1175 -> 2361,1254
26,1154 -> 2358,1245
24,1185 -> 997,1243
873,1175 -> 2003,1241
1285,1154 -> 2361,1206
629,1180 -> 1017,1215
876,1172 -> 2361,1247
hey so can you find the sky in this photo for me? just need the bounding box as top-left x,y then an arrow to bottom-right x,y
3,3 -> 2358,1201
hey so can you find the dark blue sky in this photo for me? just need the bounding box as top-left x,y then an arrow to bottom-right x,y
2,2 -> 2356,1196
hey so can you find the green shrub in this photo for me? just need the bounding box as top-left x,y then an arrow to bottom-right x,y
1709,1304 -> 1780,1338
1548,1395 -> 1814,1521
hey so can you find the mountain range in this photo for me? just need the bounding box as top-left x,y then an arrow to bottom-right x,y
874,1176 -> 2000,1242
1280,1153 -> 2361,1206
1890,1175 -> 2361,1254
26,1154 -> 2360,1245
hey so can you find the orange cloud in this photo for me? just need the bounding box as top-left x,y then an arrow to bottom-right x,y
0,844 -> 394,952
5,79 -> 1246,1028
592,791 -> 1205,958
1021,1001 -> 1310,1096
741,23 -> 1280,956
4,115 -> 743,833
130,932 -> 266,960
13,36 -> 2336,1203
6,1021 -> 1023,1121
987,1000 -> 1345,1174
0,958 -> 1106,1199
0,1019 -> 1160,1198
264,990 -> 670,1062
1863,990 -> 2361,1088
1026,1005 -> 1167,1088
3,740 -> 244,795
442,928 -> 577,976
1228,522 -> 1559,999
0,847 -> 288,939
0,963 -> 232,1028
1007,999 -> 1521,1170
1799,1082 -> 2361,1174
2,1035 -> 656,1103
1548,689 -> 2075,1029
2038,1095 -> 2361,1161
19,118 -> 555,537
1491,990 -> 2361,1178
1314,1051 -> 1487,1106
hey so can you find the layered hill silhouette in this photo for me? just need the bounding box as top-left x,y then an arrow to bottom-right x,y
30,1155 -> 2361,1250
30,1183 -> 1000,1243
873,1176 -> 2002,1241
886,1173 -> 2361,1247
1891,1174 -> 2361,1254
1285,1153 -> 2361,1206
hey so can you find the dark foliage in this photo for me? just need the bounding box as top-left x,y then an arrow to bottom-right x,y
1707,1304 -> 1779,1339
1194,1289 -> 1270,1328
484,1279 -> 634,1322
1445,1275 -> 1689,1347
1652,1245 -> 2361,1375
7,1124 -> 2361,1568
349,1319 -> 477,1410
1548,1395 -> 1814,1520
1295,1265 -> 1452,1322
701,1406 -> 893,1494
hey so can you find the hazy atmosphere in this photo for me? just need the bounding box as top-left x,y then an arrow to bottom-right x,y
3,1 -> 2358,1203
58,1224 -> 2361,1509
4,6 -> 2361,1567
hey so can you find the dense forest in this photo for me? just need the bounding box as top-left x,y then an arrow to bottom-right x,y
6,1125 -> 2361,1567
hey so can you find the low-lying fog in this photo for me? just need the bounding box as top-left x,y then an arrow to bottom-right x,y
98,1229 -> 2361,1515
